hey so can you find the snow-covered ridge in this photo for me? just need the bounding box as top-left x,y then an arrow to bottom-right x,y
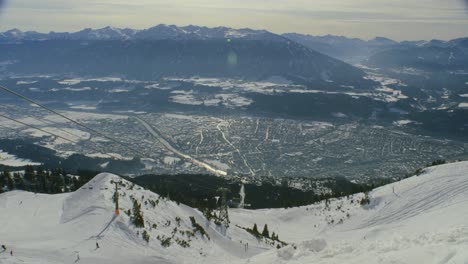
0,25 -> 284,42
0,173 -> 276,263
237,161 -> 468,263
2,161 -> 468,263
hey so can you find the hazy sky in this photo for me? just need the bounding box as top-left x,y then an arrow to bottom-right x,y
0,0 -> 467,40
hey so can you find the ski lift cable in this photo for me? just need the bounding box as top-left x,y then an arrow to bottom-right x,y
2,108 -> 85,140
0,85 -> 146,158
0,113 -> 122,160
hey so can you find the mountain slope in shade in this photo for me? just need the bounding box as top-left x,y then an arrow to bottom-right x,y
365,38 -> 468,71
0,25 -> 378,87
1,161 -> 468,263
282,33 -> 401,63
0,39 -> 373,87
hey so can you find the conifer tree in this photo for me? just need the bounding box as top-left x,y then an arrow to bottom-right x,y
262,224 -> 270,238
4,170 -> 14,191
24,165 -> 35,182
50,169 -> 64,193
132,199 -> 145,228
252,223 -> 259,235
0,170 -> 7,191
13,172 -> 25,190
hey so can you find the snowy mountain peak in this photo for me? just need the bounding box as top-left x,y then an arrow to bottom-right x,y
0,24 -> 284,42
3,28 -> 25,38
370,36 -> 397,45
0,172 -> 278,263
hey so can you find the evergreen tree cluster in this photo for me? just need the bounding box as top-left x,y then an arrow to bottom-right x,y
0,166 -> 99,194
130,173 -> 387,210
239,223 -> 285,247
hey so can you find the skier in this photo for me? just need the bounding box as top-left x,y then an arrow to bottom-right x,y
10,250 -> 13,256
96,242 -> 100,249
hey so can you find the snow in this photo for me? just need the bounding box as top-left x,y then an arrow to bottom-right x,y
393,120 -> 414,126
332,112 -> 347,118
165,77 -> 303,94
0,150 -> 41,167
16,80 -> 37,85
163,156 -> 181,165
0,173 -> 269,264
86,153 -> 132,160
169,91 -> 252,108
109,88 -> 130,93
57,77 -> 122,85
63,87 -> 93,92
69,104 -> 97,110
2,162 -> 468,263
458,103 -> 468,108
233,161 -> 468,263
24,127 -> 90,140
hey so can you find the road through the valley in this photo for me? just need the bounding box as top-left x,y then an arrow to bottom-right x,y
133,116 -> 228,176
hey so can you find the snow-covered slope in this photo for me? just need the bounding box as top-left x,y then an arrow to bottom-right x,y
233,161 -> 468,264
1,161 -> 468,263
0,173 -> 273,264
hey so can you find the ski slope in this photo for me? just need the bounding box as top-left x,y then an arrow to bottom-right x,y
1,161 -> 468,263
232,161 -> 468,264
0,173 -> 271,264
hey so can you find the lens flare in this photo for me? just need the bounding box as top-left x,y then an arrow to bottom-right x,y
227,50 -> 238,67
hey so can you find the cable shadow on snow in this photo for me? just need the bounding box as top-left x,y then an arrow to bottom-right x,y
88,214 -> 118,240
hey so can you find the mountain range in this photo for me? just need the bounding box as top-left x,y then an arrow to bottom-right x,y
2,25 -> 465,65
0,25 -> 375,88
0,25 -> 283,42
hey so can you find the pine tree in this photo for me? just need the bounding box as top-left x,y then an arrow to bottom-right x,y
0,170 -> 7,192
35,168 -> 47,193
252,223 -> 259,235
262,224 -> 270,238
50,169 -> 64,193
271,232 -> 276,240
4,170 -> 14,191
72,176 -> 80,191
24,165 -> 35,182
132,200 -> 145,228
13,172 -> 25,190
142,230 -> 150,243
